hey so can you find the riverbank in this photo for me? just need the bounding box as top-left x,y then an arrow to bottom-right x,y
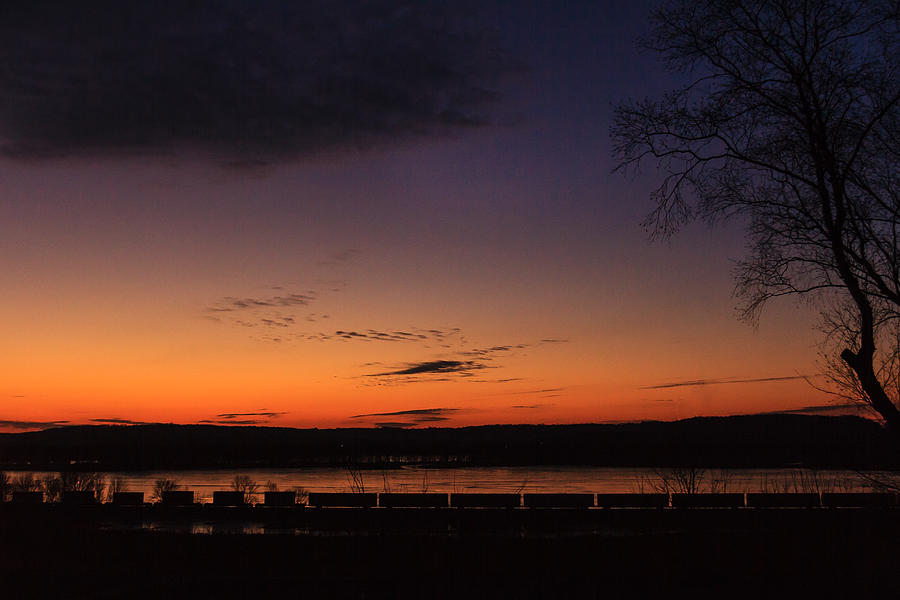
2,505 -> 899,598
2,415 -> 894,470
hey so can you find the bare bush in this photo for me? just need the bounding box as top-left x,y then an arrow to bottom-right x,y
759,469 -> 858,493
346,467 -> 366,493
707,469 -> 732,494
105,477 -> 128,502
653,467 -> 705,494
293,486 -> 309,506
11,472 -> 42,493
151,478 -> 179,502
230,475 -> 259,504
42,475 -> 64,502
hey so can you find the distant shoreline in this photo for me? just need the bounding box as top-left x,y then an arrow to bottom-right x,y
1,414 -> 896,470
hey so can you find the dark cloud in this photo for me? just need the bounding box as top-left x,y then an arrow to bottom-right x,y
0,1 -> 507,161
510,404 -> 554,409
209,293 -> 315,312
0,419 -> 68,430
334,327 -> 460,343
207,291 -> 317,334
301,333 -> 333,342
370,360 -> 485,376
539,339 -> 569,344
772,404 -> 866,416
461,344 -> 528,357
89,418 -> 151,425
336,329 -> 424,342
234,316 -> 297,329
374,422 -> 417,429
198,419 -> 264,425
641,375 -> 810,390
351,407 -> 458,427
216,411 -> 287,419
502,387 -> 563,395
350,407 -> 459,418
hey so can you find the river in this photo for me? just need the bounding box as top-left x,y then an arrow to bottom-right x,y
8,466 -> 891,501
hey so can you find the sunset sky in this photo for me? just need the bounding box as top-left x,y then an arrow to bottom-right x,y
0,0 -> 839,432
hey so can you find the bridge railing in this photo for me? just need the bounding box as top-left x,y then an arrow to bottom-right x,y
4,490 -> 900,509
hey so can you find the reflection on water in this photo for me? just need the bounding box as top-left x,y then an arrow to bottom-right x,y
12,465 -> 885,501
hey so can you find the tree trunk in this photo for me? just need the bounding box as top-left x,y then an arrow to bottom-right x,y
841,348 -> 900,434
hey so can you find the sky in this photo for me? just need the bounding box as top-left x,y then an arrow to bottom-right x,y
0,0 -> 842,432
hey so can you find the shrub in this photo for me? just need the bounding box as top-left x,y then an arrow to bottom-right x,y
151,478 -> 179,502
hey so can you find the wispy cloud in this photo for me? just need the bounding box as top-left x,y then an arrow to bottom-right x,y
369,360 -> 486,377
0,419 -> 68,430
510,404 -> 554,410
500,387 -> 564,395
216,411 -> 287,420
205,288 -> 325,336
89,418 -> 151,425
208,293 -> 316,313
196,409 -> 287,426
771,404 -> 867,416
351,408 -> 460,419
332,327 -> 462,343
359,337 -> 562,384
318,249 -> 362,267
641,375 -> 810,389
461,344 -> 528,357
350,407 -> 460,428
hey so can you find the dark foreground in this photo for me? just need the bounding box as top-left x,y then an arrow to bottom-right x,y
2,506 -> 900,599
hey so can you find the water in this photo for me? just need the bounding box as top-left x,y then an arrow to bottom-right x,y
9,466 -> 887,501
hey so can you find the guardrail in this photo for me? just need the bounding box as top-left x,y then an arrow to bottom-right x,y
4,491 -> 900,508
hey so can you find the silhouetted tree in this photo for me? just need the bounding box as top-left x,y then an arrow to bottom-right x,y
230,475 -> 259,504
613,0 -> 900,432
0,471 -> 8,502
42,474 -> 64,502
10,472 -> 41,493
151,478 -> 179,502
42,472 -> 108,502
105,476 -> 127,502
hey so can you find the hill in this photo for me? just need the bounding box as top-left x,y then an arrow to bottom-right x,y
0,414 -> 894,470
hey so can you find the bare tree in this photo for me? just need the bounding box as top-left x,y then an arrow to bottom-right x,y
653,467 -> 706,494
10,472 -> 42,493
54,472 -> 107,501
292,486 -> 309,506
346,466 -> 366,493
105,477 -> 128,503
42,474 -> 64,502
612,0 -> 900,432
151,478 -> 179,502
230,475 -> 259,504
0,471 -> 9,502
